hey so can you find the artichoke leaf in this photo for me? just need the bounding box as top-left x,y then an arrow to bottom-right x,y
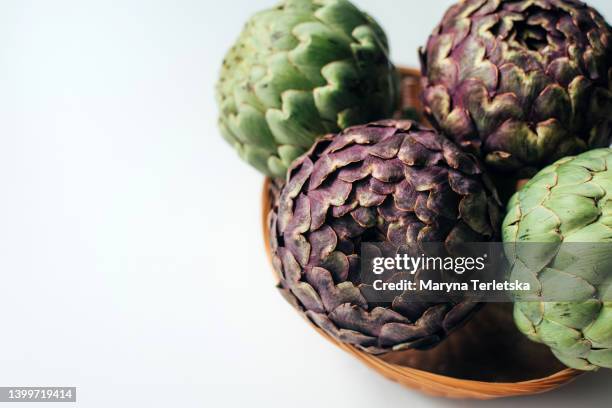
542,299 -> 601,329
538,318 -> 592,358
584,304 -> 612,348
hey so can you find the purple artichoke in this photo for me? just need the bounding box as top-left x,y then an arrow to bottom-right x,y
420,0 -> 612,177
269,120 -> 501,354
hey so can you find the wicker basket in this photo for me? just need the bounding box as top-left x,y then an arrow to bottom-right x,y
260,67 -> 583,399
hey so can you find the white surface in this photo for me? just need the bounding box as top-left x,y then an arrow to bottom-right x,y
1,0 -> 612,407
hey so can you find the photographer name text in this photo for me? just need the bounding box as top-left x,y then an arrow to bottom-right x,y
372,279 -> 530,292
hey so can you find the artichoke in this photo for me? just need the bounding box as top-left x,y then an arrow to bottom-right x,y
217,0 -> 399,178
269,120 -> 501,353
503,148 -> 612,370
420,0 -> 612,177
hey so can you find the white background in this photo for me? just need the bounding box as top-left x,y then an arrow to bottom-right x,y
1,0 -> 612,407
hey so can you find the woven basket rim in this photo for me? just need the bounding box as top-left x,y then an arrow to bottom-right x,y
397,66 -> 421,77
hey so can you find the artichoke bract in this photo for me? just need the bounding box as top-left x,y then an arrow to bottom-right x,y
217,0 -> 399,178
420,0 -> 612,177
503,148 -> 612,370
269,120 -> 501,353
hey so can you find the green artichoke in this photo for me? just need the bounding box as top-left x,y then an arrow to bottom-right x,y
217,0 -> 400,177
503,148 -> 612,370
420,0 -> 612,177
269,120 -> 501,353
